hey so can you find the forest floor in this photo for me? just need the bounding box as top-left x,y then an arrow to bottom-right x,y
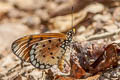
0,0 -> 120,80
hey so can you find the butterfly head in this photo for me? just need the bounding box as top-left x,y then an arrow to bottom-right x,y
66,28 -> 75,42
60,28 -> 75,50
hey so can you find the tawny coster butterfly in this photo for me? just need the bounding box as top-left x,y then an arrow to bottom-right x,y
11,28 -> 75,70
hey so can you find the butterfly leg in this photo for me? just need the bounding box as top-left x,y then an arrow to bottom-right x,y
58,54 -> 70,73
58,56 -> 65,72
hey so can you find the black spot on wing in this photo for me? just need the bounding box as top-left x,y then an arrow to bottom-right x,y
43,55 -> 46,57
50,52 -> 53,55
58,38 -> 61,42
51,56 -> 55,59
57,56 -> 60,59
56,44 -> 59,47
48,47 -> 51,50
48,40 -> 52,43
42,44 -> 45,47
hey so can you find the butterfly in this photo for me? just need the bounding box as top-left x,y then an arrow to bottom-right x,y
11,28 -> 75,70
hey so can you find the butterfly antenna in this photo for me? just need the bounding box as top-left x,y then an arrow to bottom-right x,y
71,6 -> 73,28
71,6 -> 76,33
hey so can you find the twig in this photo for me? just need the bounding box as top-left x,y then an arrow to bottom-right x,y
2,63 -> 35,80
86,29 -> 120,41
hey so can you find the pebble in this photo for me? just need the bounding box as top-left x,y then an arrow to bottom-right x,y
99,64 -> 120,79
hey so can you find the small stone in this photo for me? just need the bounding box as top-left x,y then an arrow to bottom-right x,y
99,76 -> 109,80
85,3 -> 104,13
104,73 -> 111,78
111,78 -> 118,80
117,72 -> 120,76
104,78 -> 109,80
99,76 -> 104,80
111,71 -> 118,78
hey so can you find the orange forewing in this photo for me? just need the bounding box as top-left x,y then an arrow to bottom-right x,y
11,33 -> 66,62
